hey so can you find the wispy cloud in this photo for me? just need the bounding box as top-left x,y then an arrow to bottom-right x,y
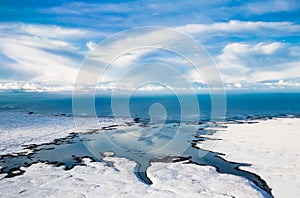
0,23 -> 99,84
1,21 -> 300,92
0,82 -> 75,92
1,0 -> 300,94
42,2 -> 133,15
241,0 -> 300,15
217,42 -> 300,85
177,20 -> 300,37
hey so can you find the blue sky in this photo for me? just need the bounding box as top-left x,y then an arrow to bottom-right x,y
0,0 -> 300,92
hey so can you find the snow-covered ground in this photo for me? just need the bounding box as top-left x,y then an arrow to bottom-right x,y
0,112 -> 131,155
0,112 -> 75,155
0,157 -> 267,198
1,112 -> 293,197
199,118 -> 300,198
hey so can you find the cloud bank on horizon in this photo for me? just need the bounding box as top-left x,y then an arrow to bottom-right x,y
0,0 -> 300,93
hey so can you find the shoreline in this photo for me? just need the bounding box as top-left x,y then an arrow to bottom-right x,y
0,112 -> 299,197
198,118 -> 300,198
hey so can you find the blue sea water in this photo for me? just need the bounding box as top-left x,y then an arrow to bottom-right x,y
0,92 -> 299,120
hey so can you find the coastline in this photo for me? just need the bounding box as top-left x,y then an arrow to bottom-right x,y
198,118 -> 300,198
0,112 -> 298,197
0,155 -> 267,197
0,112 -> 130,155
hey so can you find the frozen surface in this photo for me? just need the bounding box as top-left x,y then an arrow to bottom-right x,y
0,111 -> 274,197
199,118 -> 300,198
0,112 -> 74,154
0,112 -> 131,155
0,157 -> 267,198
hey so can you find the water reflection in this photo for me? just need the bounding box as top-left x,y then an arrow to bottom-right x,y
0,121 -> 273,197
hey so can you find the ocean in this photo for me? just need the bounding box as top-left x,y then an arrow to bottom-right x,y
1,92 -> 300,120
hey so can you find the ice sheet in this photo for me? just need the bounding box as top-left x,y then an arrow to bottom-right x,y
0,157 -> 267,198
199,118 -> 300,198
0,112 -> 274,197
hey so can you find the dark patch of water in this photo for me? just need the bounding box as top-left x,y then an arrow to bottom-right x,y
0,123 -> 273,197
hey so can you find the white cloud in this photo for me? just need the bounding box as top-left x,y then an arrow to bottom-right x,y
176,21 -> 300,90
0,82 -> 75,92
86,41 -> 97,50
79,29 -> 186,85
76,27 -> 227,94
176,20 -> 300,36
242,0 -> 300,15
0,23 -> 96,39
187,69 -> 206,84
0,36 -> 78,83
234,83 -> 242,88
219,42 -> 283,56
1,21 -> 300,92
250,61 -> 300,82
43,2 -> 133,15
216,42 -> 300,85
260,42 -> 282,54
0,23 -> 99,84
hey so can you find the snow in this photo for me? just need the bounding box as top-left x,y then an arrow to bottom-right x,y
0,111 -> 281,197
0,157 -> 267,198
0,112 -> 132,155
0,112 -> 75,155
198,118 -> 300,198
